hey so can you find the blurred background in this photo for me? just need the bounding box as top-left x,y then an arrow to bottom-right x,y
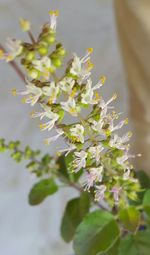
0,0 -> 149,254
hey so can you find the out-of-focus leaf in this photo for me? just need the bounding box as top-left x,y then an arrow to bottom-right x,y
118,230 -> 150,255
28,178 -> 58,205
61,192 -> 90,242
143,189 -> 150,218
119,206 -> 140,233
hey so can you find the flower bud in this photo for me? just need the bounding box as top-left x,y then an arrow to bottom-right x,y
45,35 -> 56,45
57,48 -> 66,56
11,151 -> 22,162
25,51 -> 35,61
28,68 -> 39,79
38,46 -> 48,56
49,66 -> 56,74
51,58 -> 62,67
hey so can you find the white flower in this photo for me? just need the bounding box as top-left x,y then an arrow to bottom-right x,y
42,82 -> 59,103
90,166 -> 103,182
58,143 -> 76,156
99,94 -> 117,110
6,38 -> 23,61
95,185 -> 106,201
61,97 -> 80,116
111,187 -> 122,204
109,132 -> 132,150
88,144 -> 104,162
89,118 -> 106,137
44,129 -> 64,145
58,77 -> 75,94
70,48 -> 94,83
32,56 -> 52,80
39,111 -> 59,131
117,151 -> 137,169
15,80 -> 43,106
81,79 -> 101,105
123,168 -> 131,180
109,118 -> 128,133
49,10 -> 59,31
70,124 -> 84,143
82,166 -> 103,191
73,151 -> 87,172
30,104 -> 54,120
82,171 -> 95,191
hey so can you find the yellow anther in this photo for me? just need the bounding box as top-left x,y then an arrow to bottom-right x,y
70,108 -> 77,115
19,18 -> 31,32
39,123 -> 45,129
6,54 -> 13,62
124,118 -> 129,125
94,91 -> 100,100
100,75 -> 106,85
113,93 -> 118,100
30,111 -> 35,118
86,60 -> 94,70
87,48 -> 93,54
43,70 -> 50,78
21,97 -> 26,104
11,88 -> 17,96
128,131 -> 133,138
0,49 -> 4,59
56,151 -> 61,157
44,139 -> 49,145
48,98 -> 53,105
49,10 -> 59,16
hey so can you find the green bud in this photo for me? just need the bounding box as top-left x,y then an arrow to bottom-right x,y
25,51 -> 35,61
57,48 -> 66,56
26,161 -> 38,171
49,66 -> 56,74
25,146 -> 34,159
28,68 -> 39,79
45,35 -> 56,45
8,141 -> 20,150
52,58 -> 62,68
0,138 -> 6,152
11,151 -> 22,162
38,46 -> 48,56
21,58 -> 30,66
0,138 -> 5,145
42,154 -> 51,164
56,43 -> 62,49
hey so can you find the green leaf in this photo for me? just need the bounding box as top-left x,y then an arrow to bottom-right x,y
103,238 -> 120,255
119,207 -> 140,233
73,210 -> 120,255
118,230 -> 150,255
61,192 -> 90,242
57,153 -> 82,182
57,154 -> 69,179
136,171 -> 150,189
143,190 -> 150,218
28,178 -> 58,205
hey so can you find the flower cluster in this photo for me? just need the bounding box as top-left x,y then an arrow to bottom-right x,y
0,11 -> 140,207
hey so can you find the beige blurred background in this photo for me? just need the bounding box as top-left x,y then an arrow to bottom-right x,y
1,0 -> 148,254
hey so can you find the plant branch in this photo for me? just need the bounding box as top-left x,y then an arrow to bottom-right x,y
27,31 -> 36,44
